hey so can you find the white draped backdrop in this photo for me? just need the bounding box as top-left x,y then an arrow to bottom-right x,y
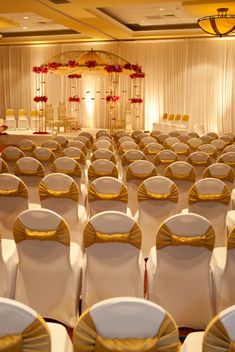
0,37 -> 235,134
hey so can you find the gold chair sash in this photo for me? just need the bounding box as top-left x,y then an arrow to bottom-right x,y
203,168 -> 234,183
156,222 -> 215,251
118,145 -> 138,155
51,163 -> 82,177
0,160 -> 9,173
32,152 -> 55,162
2,153 -> 24,162
73,310 -> 179,352
189,185 -> 230,205
19,144 -> 36,152
44,144 -> 62,153
88,165 -> 118,179
138,183 -> 178,202
143,148 -> 161,156
39,181 -> 79,202
226,226 -> 235,249
88,183 -> 128,202
84,221 -> 141,249
63,152 -> 86,165
91,154 -> 116,164
122,155 -> 145,166
154,156 -> 178,166
172,149 -> 190,156
219,158 -> 235,166
13,218 -> 70,246
14,164 -> 45,178
0,314 -> 51,352
203,315 -> 235,352
126,168 -> 157,181
186,156 -> 211,166
164,168 -> 196,182
0,180 -> 28,199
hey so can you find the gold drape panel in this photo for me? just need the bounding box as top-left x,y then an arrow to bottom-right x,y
154,156 -> 178,166
14,164 -> 45,178
39,181 -> 79,202
50,163 -> 82,177
203,168 -> 234,183
0,160 -> 9,173
138,183 -> 178,202
156,222 -> 215,250
122,155 -> 146,166
126,168 -> 157,181
63,152 -> 86,165
83,221 -> 141,249
188,185 -> 230,205
0,314 -> 51,352
0,180 -> 28,199
164,168 -> 196,182
203,315 -> 235,352
13,218 -> 70,246
88,165 -> 118,179
73,310 -> 179,352
88,183 -> 128,202
186,156 -> 211,166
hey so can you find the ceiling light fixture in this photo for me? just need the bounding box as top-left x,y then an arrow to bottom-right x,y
197,8 -> 235,37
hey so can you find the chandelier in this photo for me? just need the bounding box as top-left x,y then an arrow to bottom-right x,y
197,8 -> 235,37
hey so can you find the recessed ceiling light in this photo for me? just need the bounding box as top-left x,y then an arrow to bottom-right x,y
24,16 -> 29,19
23,26 -> 28,29
159,8 -> 164,11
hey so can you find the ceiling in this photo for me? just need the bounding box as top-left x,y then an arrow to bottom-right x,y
0,0 -> 235,45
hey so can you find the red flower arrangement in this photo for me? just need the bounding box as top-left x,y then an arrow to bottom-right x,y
106,95 -> 120,103
85,60 -> 97,68
129,98 -> 144,103
130,72 -> 145,79
123,63 -> 132,70
47,62 -> 62,70
68,96 -> 81,103
68,74 -> 82,79
33,131 -> 50,135
132,64 -> 142,73
0,124 -> 8,135
105,65 -> 123,73
33,96 -> 48,103
67,60 -> 78,68
32,66 -> 48,74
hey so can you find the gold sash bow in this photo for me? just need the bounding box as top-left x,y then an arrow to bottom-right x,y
88,165 -> 118,179
39,181 -> 79,201
0,181 -> 28,199
126,168 -> 157,181
189,185 -> 230,205
203,315 -> 235,352
84,222 -> 141,248
51,163 -> 82,177
14,164 -> 45,178
203,168 -> 234,183
164,168 -> 196,182
138,183 -> 178,202
88,183 -> 128,202
13,218 -> 70,246
73,310 -> 179,352
0,315 -> 51,352
122,155 -> 146,166
156,222 -> 215,250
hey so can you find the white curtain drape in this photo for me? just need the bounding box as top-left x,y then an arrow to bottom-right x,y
0,37 -> 235,134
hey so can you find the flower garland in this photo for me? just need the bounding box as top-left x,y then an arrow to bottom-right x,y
33,131 -> 50,135
68,96 -> 81,103
129,98 -> 143,103
106,95 -> 120,102
67,60 -> 78,68
33,96 -> 48,103
32,66 -> 48,74
85,60 -> 97,68
105,65 -> 123,73
130,72 -> 145,79
68,74 -> 82,79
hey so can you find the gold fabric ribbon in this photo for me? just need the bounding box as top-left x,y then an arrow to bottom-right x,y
203,168 -> 234,183
63,151 -> 86,165
83,222 -> 141,249
156,222 -> 215,251
13,218 -> 70,246
39,181 -> 79,202
0,160 -> 9,173
203,315 -> 235,352
51,163 -> 82,177
164,168 -> 196,182
138,183 -> 178,202
0,314 -> 51,352
88,183 -> 128,202
122,154 -> 146,166
188,185 -> 230,205
0,180 -> 28,199
14,164 -> 45,178
186,156 -> 211,166
88,165 -> 118,179
126,168 -> 157,181
154,155 -> 178,166
73,310 -> 179,352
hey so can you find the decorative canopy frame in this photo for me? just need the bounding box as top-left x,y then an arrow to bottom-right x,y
33,49 -> 145,133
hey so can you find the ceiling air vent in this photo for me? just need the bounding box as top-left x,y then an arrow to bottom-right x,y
48,0 -> 70,4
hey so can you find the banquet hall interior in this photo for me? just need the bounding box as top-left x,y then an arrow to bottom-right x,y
1,1 -> 235,351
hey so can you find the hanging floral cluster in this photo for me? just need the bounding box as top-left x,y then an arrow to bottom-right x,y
47,62 -> 62,70
106,95 -> 120,102
33,96 -> 48,103
85,60 -> 97,68
105,65 -> 123,73
68,96 -> 80,103
67,60 -> 78,68
68,74 -> 82,79
129,98 -> 143,103
130,72 -> 145,79
32,66 -> 48,74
